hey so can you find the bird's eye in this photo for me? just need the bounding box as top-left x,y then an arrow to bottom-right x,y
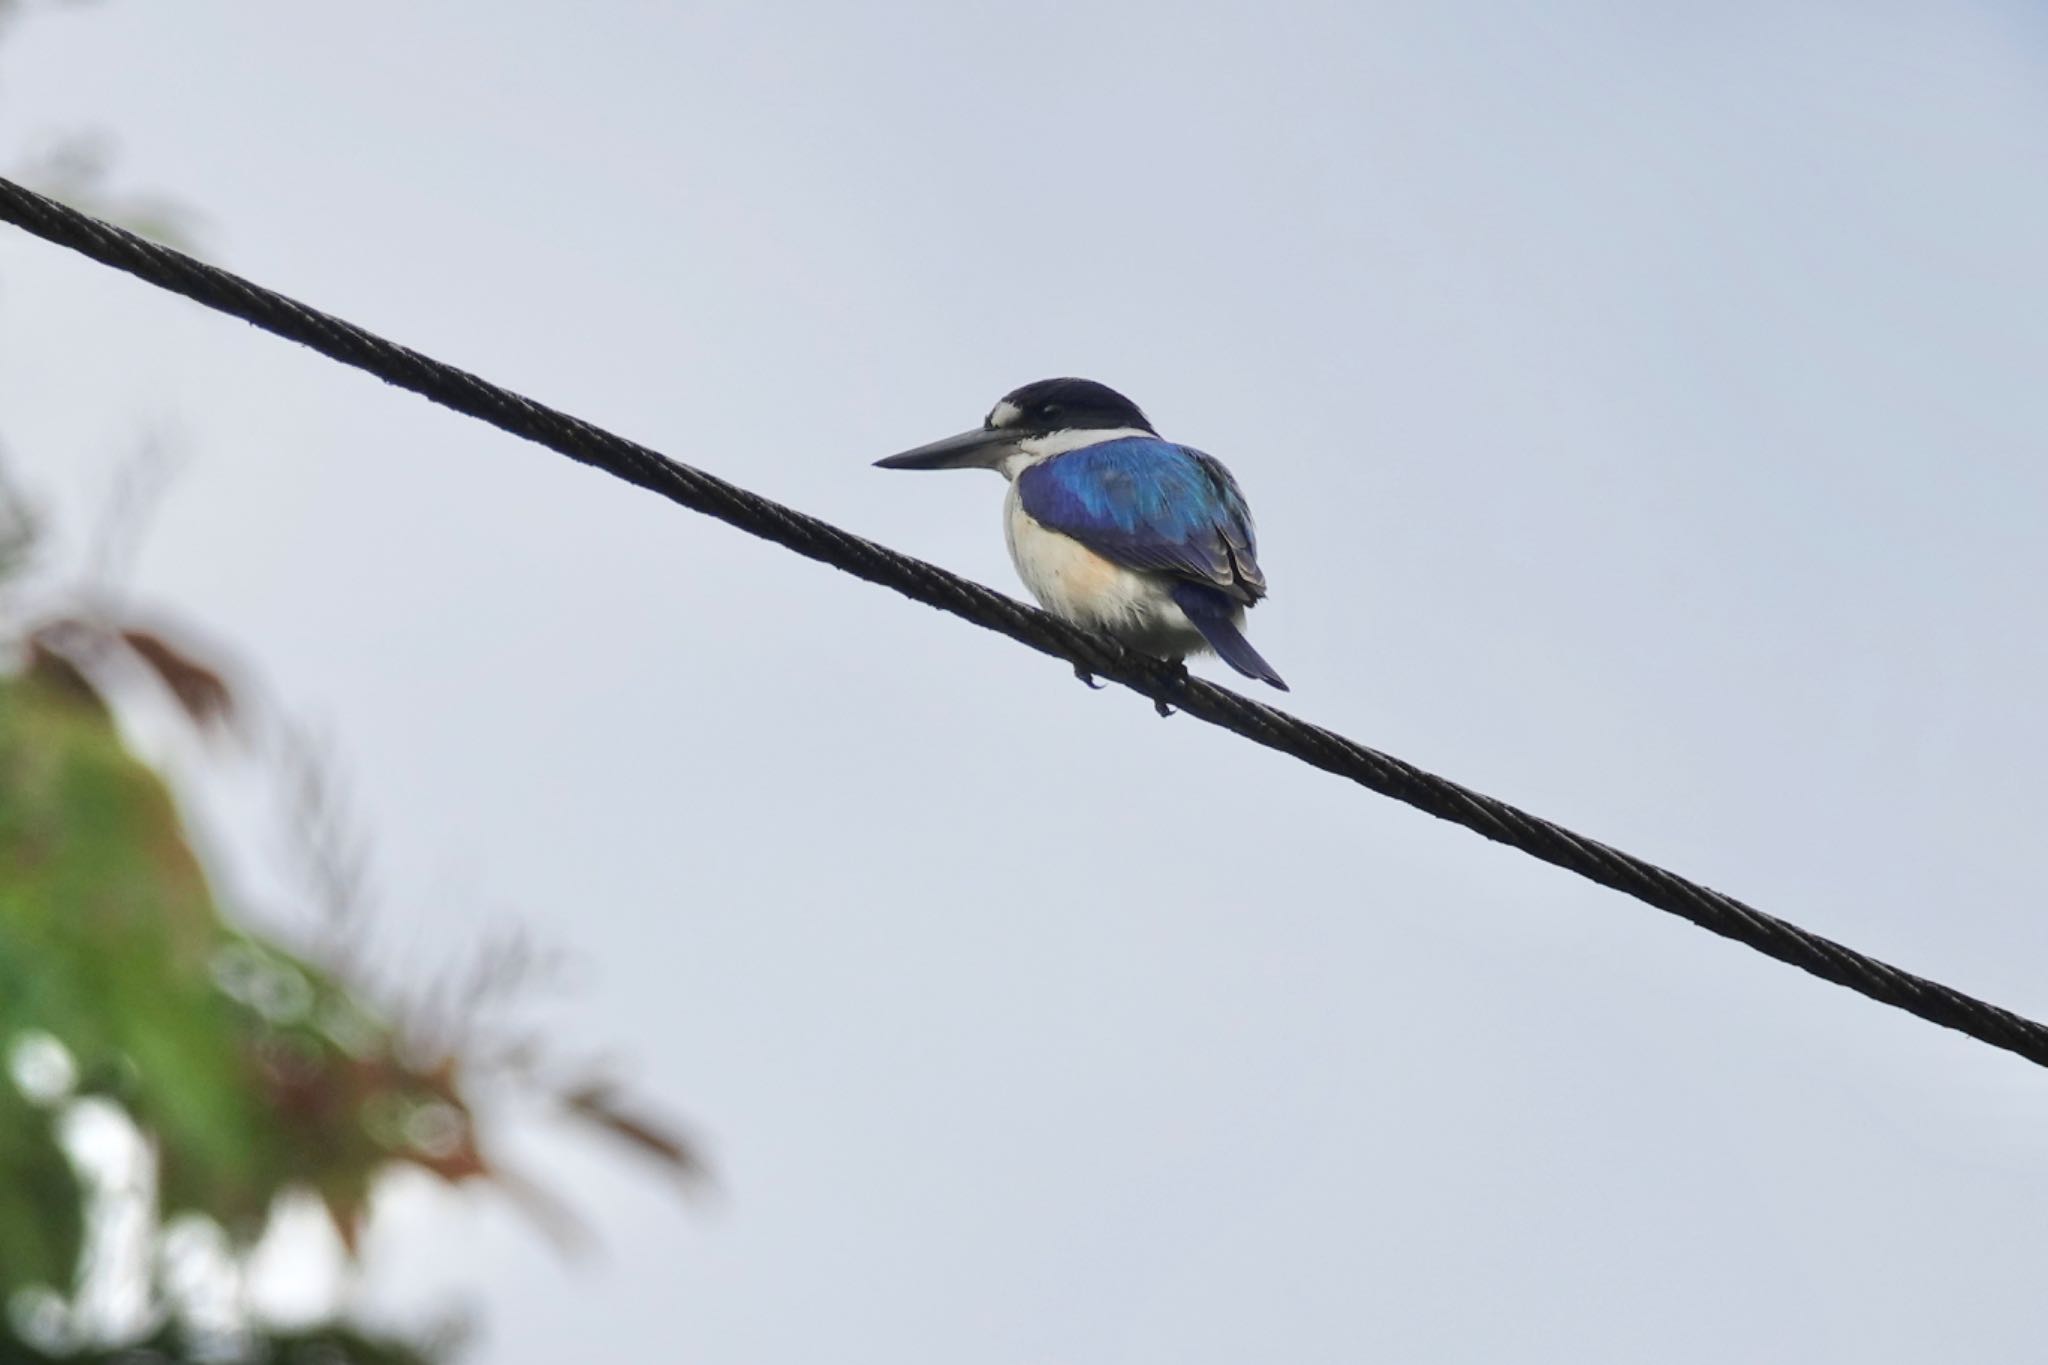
1040,404 -> 1063,418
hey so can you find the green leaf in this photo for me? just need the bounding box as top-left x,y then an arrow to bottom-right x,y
0,668 -> 493,1252
0,1070 -> 83,1294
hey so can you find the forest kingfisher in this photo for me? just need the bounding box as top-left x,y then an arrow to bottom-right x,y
876,378 -> 1286,692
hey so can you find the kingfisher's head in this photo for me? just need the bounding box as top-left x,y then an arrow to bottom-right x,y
875,377 -> 1157,478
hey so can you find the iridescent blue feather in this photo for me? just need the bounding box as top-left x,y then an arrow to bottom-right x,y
1015,438 -> 1266,604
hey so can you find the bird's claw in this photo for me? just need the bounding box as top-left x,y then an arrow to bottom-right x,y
1073,659 -> 1186,718
1153,660 -> 1191,718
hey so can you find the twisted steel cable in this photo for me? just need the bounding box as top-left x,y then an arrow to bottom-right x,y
5,173 -> 2042,1070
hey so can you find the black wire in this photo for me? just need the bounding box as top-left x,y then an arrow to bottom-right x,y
4,172 -> 2043,1071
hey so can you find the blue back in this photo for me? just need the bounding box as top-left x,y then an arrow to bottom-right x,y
1016,437 -> 1266,603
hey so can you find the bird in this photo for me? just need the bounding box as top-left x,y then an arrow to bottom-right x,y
876,378 -> 1286,693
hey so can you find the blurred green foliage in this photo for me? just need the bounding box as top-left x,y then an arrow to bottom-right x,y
41,1324 -> 443,1365
0,6 -> 488,1352
0,632 -> 498,1358
1,647 -> 495,1243
0,523 -> 694,1365
0,1032 -> 81,1296
0,9 -> 698,1359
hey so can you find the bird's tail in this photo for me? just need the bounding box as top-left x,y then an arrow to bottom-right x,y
1169,583 -> 1288,691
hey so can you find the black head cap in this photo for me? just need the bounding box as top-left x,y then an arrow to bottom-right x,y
986,378 -> 1156,435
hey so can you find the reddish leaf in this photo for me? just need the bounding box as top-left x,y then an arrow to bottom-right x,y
120,627 -> 235,730
23,637 -> 108,715
560,1081 -> 706,1182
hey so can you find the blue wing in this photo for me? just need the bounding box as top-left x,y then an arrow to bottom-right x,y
1016,437 -> 1267,604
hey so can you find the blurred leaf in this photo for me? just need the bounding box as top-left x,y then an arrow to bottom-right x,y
560,1080 -> 705,1182
0,426 -> 694,1358
119,627 -> 235,730
0,667 -> 489,1256
19,638 -> 106,717
0,1072 -> 83,1293
0,666 -> 278,1242
0,12 -> 662,1352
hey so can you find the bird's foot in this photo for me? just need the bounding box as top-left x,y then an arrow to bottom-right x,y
1153,660 -> 1191,718
1073,664 -> 1105,691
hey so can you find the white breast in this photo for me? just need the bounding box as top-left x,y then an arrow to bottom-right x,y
1002,484 -> 1210,659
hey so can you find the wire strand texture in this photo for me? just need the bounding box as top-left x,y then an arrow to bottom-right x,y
5,173 -> 2044,1072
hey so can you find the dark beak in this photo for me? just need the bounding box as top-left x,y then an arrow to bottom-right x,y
874,426 -> 1019,472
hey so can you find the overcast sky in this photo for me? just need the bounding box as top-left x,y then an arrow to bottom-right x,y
6,2 -> 2048,1361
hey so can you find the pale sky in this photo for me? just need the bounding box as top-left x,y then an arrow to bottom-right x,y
6,2 -> 2048,1361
